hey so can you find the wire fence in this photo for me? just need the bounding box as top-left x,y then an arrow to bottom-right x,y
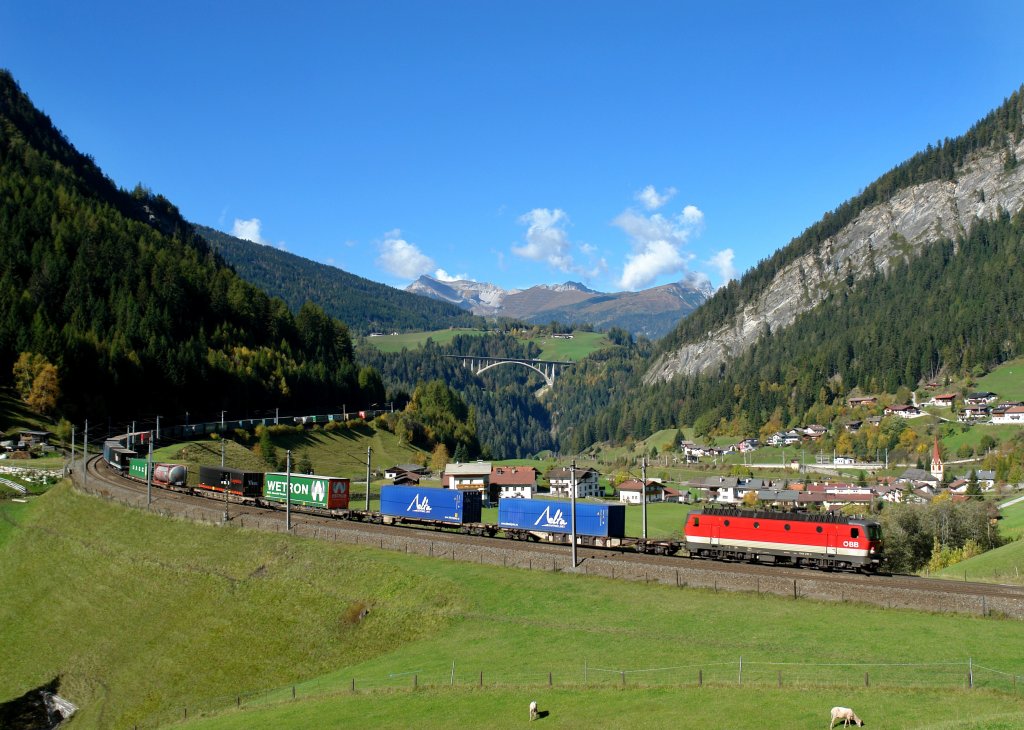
139,657 -> 1022,728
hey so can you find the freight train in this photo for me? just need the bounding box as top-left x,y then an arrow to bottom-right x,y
103,448 -> 883,572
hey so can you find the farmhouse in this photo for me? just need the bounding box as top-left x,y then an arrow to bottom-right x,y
884,404 -> 922,418
490,465 -> 537,500
547,466 -> 602,498
928,393 -> 957,407
383,464 -> 428,480
847,396 -> 878,407
617,478 -> 665,504
992,405 -> 1024,424
443,461 -> 492,493
958,404 -> 990,422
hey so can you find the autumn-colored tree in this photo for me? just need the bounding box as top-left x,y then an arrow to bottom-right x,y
430,442 -> 450,474
13,352 -> 60,414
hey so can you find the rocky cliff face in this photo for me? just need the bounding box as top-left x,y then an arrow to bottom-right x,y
644,140 -> 1024,384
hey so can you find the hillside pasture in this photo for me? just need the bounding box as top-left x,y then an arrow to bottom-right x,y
4,484 -> 1024,729
977,357 -> 1024,402
360,328 -> 610,361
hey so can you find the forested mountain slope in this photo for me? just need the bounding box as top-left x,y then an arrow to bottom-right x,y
198,226 -> 484,336
647,86 -> 1024,384
0,71 -> 360,421
551,88 -> 1024,450
555,211 -> 1024,451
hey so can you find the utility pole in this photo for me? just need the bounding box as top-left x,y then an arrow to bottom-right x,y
155,415 -> 160,442
365,446 -> 372,511
83,420 -> 88,486
286,449 -> 292,531
221,438 -> 225,467
641,456 -> 648,540
570,460 -> 578,569
147,435 -> 154,506
70,426 -> 75,476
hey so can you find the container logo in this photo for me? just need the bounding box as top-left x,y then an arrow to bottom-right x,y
408,494 -> 432,514
312,481 -> 325,503
534,506 -> 568,528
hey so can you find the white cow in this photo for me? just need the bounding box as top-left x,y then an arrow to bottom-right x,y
829,706 -> 863,727
529,700 -> 538,721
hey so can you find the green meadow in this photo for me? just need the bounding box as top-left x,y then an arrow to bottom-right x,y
3,483 -> 1024,729
360,328 -> 610,361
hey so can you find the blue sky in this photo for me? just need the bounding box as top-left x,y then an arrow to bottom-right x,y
3,1 -> 1024,294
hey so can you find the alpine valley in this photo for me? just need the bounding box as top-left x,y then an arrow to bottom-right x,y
3,65 -> 1024,465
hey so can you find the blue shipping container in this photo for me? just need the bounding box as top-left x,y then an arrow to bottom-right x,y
380,485 -> 482,525
498,499 -> 626,538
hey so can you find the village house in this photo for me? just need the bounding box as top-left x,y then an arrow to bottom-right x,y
701,476 -> 773,505
896,467 -> 940,491
442,462 -> 492,496
802,424 -> 827,440
928,393 -> 957,407
884,404 -> 923,418
992,405 -> 1024,424
958,404 -> 990,423
383,464 -> 429,481
490,465 -> 537,500
546,466 -> 603,498
756,488 -> 800,507
965,391 -> 997,405
617,478 -> 665,504
662,486 -> 692,504
847,396 -> 878,407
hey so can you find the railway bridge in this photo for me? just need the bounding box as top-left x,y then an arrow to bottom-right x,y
446,355 -> 574,387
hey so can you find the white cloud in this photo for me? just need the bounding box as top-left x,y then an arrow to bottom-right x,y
619,240 -> 689,291
613,204 -> 705,290
635,185 -> 677,211
435,268 -> 471,282
707,248 -> 737,285
513,208 -> 574,271
376,230 -> 435,280
681,204 -> 704,225
232,217 -> 269,245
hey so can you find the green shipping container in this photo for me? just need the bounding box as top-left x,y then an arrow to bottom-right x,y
129,458 -> 149,480
263,473 -> 350,510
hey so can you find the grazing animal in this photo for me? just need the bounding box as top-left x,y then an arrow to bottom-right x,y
829,706 -> 863,727
529,700 -> 538,721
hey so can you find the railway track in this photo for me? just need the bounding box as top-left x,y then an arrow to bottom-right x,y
78,455 -> 1024,617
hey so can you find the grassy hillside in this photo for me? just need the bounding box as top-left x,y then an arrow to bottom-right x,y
998,500 -> 1024,540
156,424 -> 429,489
933,538 -> 1024,585
181,687 -> 1023,729
362,329 -> 610,361
976,357 -> 1024,402
4,485 -> 1024,728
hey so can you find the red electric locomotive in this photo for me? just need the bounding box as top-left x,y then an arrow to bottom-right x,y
683,507 -> 883,572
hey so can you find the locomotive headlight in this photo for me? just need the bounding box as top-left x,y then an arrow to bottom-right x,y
870,547 -> 876,554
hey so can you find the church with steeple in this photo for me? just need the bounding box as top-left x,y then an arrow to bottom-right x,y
930,436 -> 944,482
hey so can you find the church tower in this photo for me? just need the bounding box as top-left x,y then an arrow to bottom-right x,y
930,436 -> 944,482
